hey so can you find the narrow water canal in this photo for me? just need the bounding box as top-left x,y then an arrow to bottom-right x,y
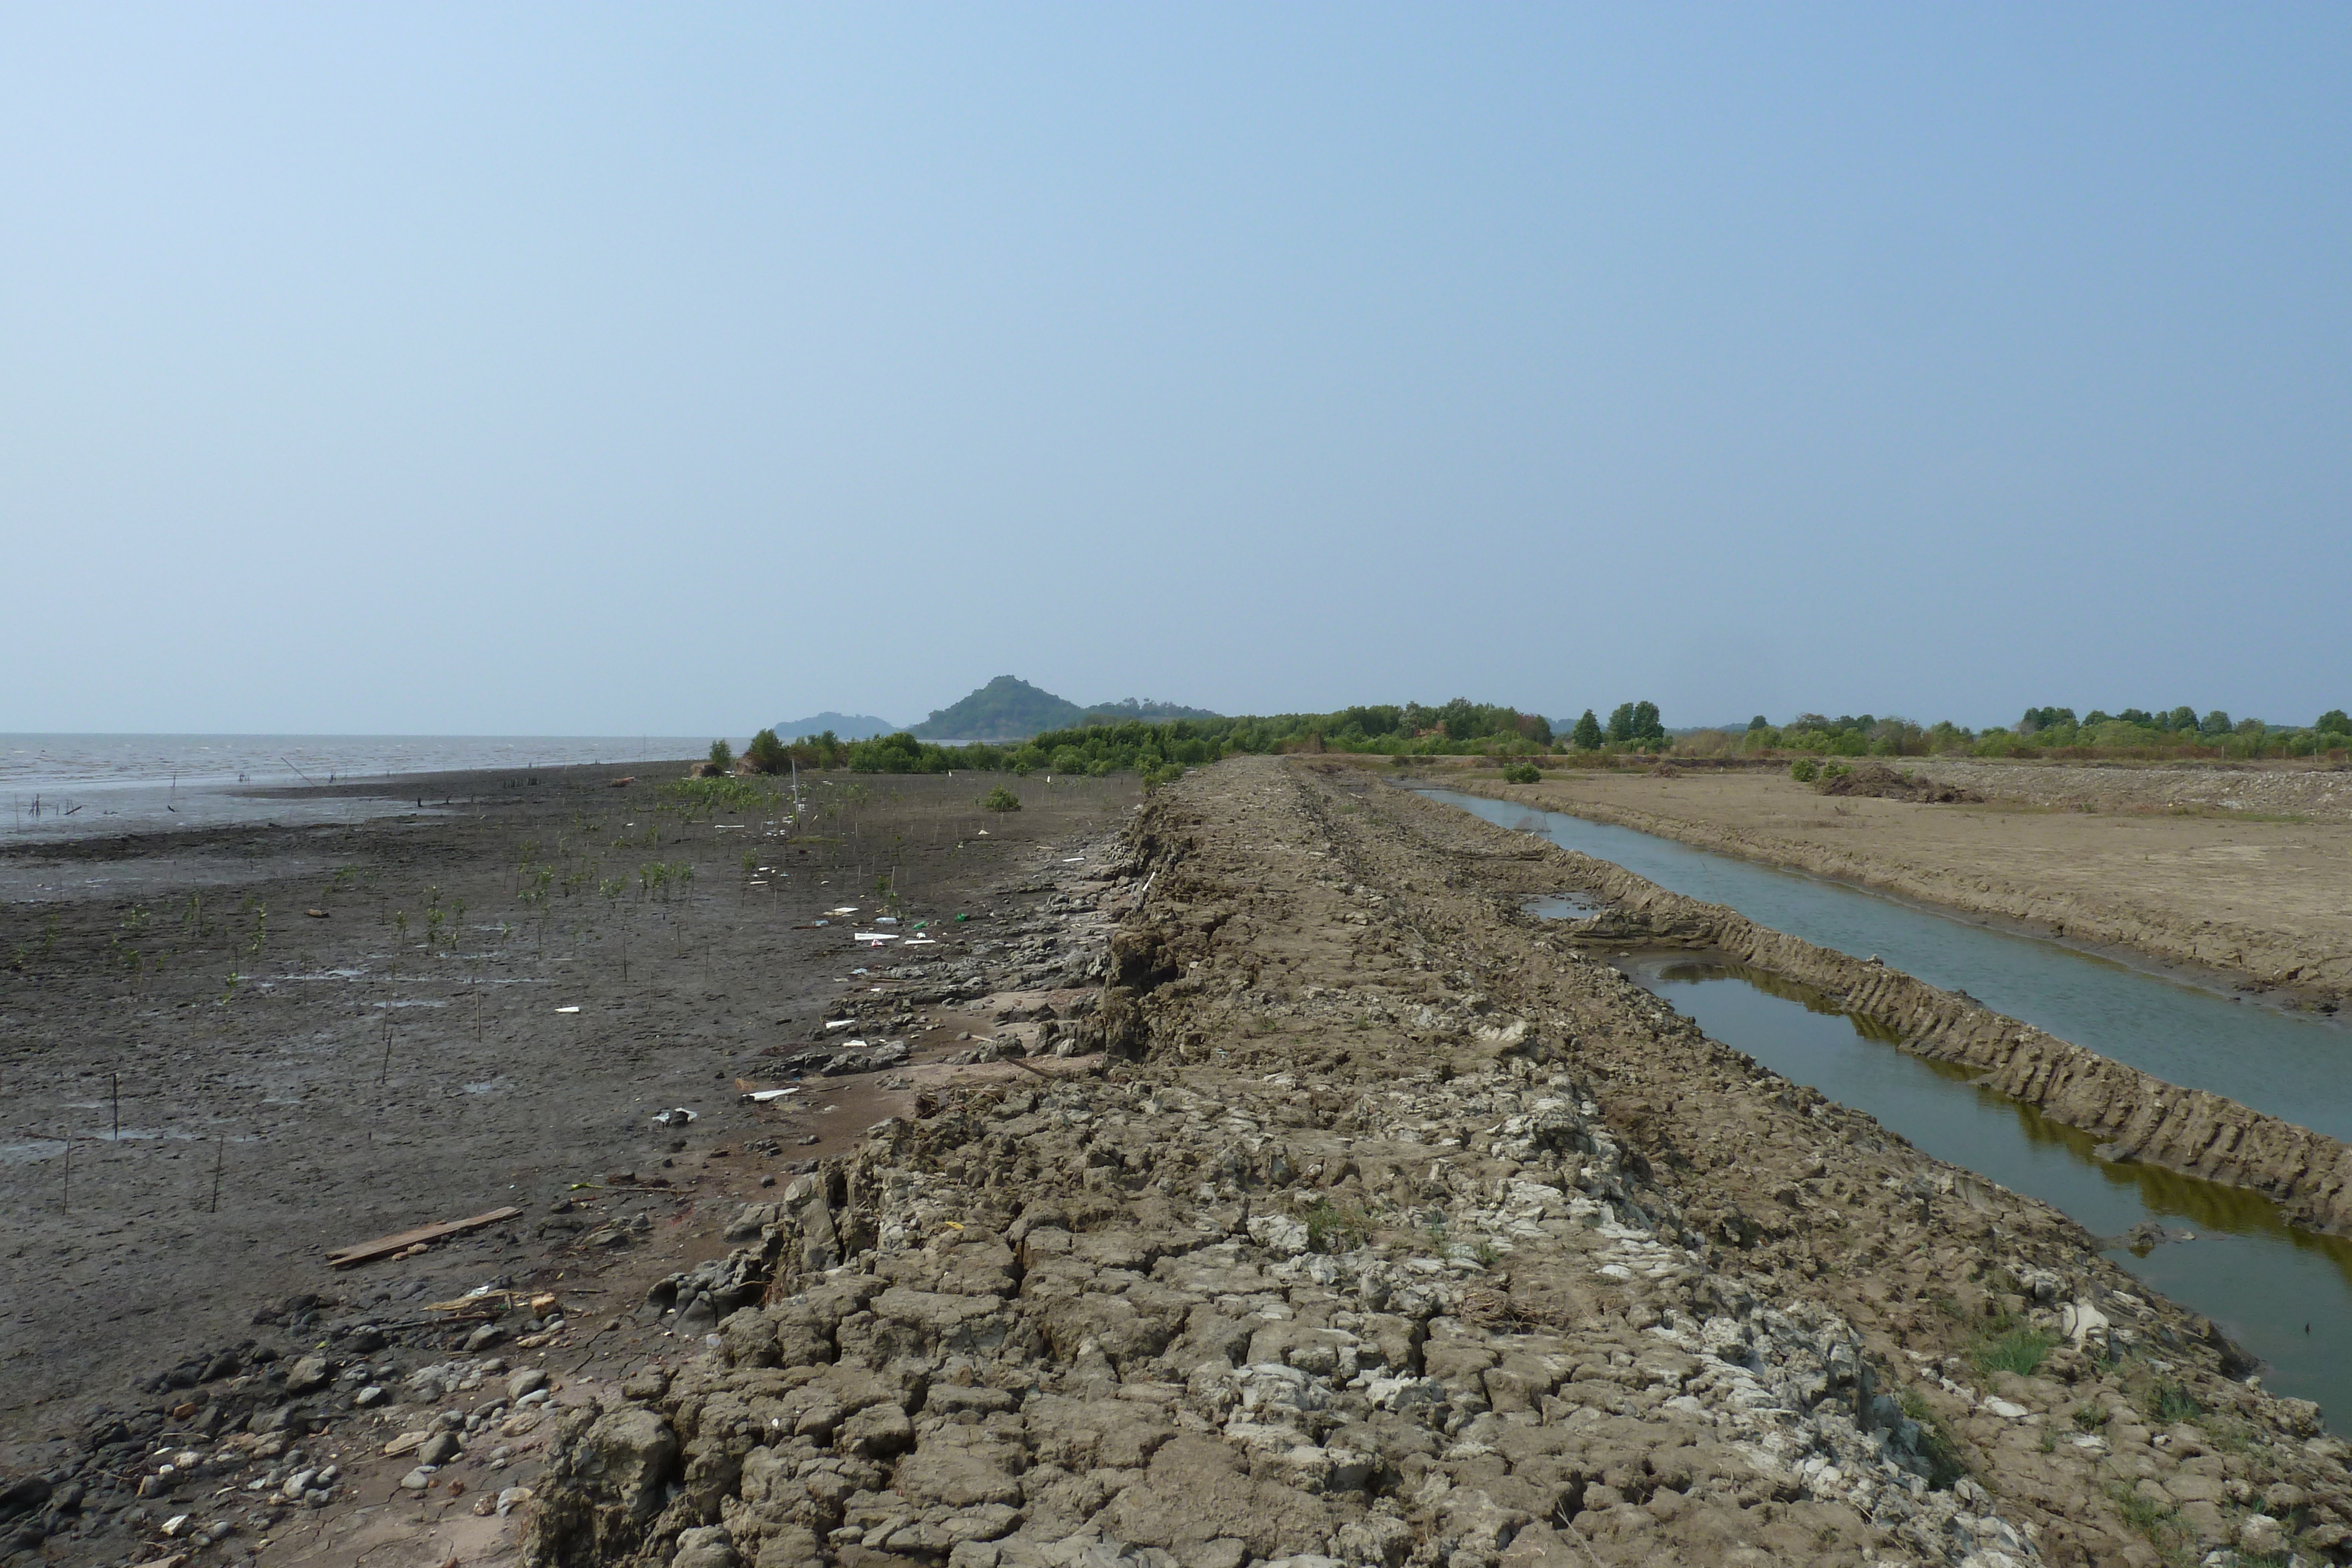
1416,787 -> 2352,1429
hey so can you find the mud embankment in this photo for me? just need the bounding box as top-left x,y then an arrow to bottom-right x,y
1442,794 -> 2352,1239
518,757 -> 2352,1568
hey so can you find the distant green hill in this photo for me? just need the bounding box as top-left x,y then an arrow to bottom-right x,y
910,677 -> 1089,740
773,711 -> 901,741
1082,698 -> 1224,723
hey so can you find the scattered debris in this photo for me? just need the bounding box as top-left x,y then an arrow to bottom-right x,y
648,1107 -> 698,1128
325,1206 -> 524,1269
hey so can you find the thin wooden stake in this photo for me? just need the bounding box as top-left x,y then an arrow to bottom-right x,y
111,1072 -> 119,1141
209,1135 -> 225,1213
380,1020 -> 393,1085
59,1138 -> 70,1212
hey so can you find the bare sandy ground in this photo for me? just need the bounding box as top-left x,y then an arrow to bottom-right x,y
1446,761 -> 2352,1009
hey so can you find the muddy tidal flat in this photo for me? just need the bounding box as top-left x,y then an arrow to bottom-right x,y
0,764 -> 1140,1567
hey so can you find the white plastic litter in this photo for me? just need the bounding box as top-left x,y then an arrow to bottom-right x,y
741,1088 -> 799,1104
852,932 -> 899,942
824,1018 -> 856,1030
649,1107 -> 698,1127
555,1005 -> 580,1014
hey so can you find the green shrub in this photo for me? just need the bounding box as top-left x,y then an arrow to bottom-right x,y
707,738 -> 735,774
744,728 -> 790,773
1502,763 -> 1543,784
980,785 -> 1021,813
1789,758 -> 1820,783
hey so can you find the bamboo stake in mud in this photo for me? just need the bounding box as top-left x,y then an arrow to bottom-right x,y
59,1138 -> 70,1212
380,1020 -> 393,1085
111,1072 -> 119,1141
209,1135 -> 224,1213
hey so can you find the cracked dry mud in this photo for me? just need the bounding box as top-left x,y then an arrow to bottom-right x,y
526,757 -> 2352,1568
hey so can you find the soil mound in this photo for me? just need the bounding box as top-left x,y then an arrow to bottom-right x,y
1818,762 -> 1983,803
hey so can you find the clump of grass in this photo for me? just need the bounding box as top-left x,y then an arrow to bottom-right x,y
1895,1386 -> 1969,1490
2107,1482 -> 2180,1545
980,786 -> 1021,813
1301,1199 -> 1368,1255
2073,1402 -> 2112,1431
2143,1380 -> 2204,1425
1970,1323 -> 2060,1378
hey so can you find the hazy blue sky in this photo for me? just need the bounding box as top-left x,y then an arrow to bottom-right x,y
6,6 -> 2347,735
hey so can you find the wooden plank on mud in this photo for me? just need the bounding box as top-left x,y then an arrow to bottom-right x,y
325,1206 -> 522,1269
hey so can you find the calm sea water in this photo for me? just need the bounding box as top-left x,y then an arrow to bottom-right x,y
1,734 -> 707,842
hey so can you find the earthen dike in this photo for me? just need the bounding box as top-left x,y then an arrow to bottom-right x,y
530,757 -> 2352,1568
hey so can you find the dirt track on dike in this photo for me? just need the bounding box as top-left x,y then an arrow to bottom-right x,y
1439,761 -> 2352,1012
0,765 -> 1142,1568
513,757 -> 2352,1568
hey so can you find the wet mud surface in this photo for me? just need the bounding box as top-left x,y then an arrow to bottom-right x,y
0,765 -> 1140,1566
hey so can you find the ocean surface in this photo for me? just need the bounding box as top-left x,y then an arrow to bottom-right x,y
1,734 -> 708,844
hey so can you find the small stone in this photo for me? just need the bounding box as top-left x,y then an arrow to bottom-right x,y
672,1523 -> 739,1568
281,1355 -> 332,1396
400,1467 -> 433,1492
506,1368 -> 549,1402
353,1386 -> 386,1407
417,1432 -> 463,1467
463,1324 -> 506,1353
496,1485 -> 534,1517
